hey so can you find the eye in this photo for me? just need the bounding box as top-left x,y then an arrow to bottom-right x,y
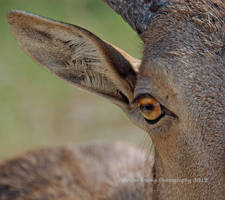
138,97 -> 163,121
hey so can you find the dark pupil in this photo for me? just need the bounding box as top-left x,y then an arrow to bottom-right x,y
140,104 -> 154,111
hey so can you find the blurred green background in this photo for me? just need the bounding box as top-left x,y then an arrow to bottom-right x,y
0,0 -> 148,161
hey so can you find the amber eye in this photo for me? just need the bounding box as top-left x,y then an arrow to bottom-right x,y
138,97 -> 162,121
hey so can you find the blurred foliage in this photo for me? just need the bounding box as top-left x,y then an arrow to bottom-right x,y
0,0 -> 148,161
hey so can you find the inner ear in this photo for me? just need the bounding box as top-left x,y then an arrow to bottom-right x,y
7,10 -> 139,107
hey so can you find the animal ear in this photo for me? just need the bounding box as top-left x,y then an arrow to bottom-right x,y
7,10 -> 140,108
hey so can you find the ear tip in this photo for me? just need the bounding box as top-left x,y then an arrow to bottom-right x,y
7,10 -> 17,24
7,10 -> 38,26
7,10 -> 25,25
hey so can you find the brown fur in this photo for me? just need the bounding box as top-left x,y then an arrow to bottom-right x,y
4,0 -> 225,199
0,142 -> 153,200
136,1 -> 225,199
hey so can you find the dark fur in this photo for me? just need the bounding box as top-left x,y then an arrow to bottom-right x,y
103,0 -> 169,34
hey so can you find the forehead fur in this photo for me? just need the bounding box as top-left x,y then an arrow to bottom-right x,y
138,0 -> 224,129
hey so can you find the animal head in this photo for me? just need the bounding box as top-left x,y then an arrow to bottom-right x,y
7,0 -> 225,199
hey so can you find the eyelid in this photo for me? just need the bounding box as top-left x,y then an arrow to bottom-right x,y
132,93 -> 155,105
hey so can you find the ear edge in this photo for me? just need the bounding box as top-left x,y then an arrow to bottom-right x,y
7,10 -> 139,109
7,9 -> 140,72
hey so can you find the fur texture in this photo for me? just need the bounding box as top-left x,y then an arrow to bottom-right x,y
0,142 -> 153,200
103,0 -> 169,34
4,0 -> 225,199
